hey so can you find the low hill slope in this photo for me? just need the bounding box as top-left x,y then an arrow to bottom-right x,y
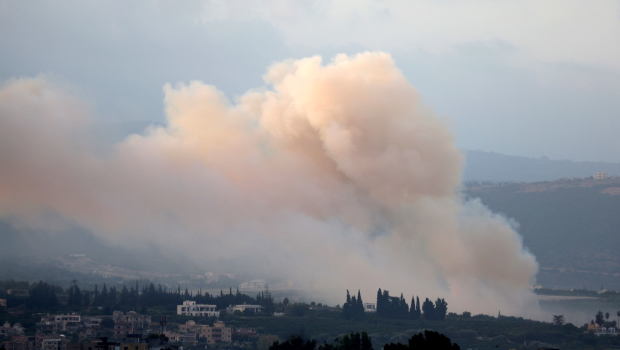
466,178 -> 620,290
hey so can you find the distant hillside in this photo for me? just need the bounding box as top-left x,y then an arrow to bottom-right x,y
466,177 -> 620,290
463,150 -> 620,183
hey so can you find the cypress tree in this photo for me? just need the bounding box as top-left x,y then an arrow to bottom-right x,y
357,290 -> 364,315
101,284 -> 108,306
416,296 -> 421,318
422,298 -> 435,320
343,290 -> 352,319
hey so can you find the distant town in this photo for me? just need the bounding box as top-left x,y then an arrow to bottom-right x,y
3,279 -> 620,350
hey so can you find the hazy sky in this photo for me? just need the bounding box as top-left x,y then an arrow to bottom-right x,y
1,0 -> 619,162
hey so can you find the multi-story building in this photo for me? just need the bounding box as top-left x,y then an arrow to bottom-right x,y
177,333 -> 197,345
37,315 -> 81,333
67,339 -> 121,350
112,311 -> 149,334
3,335 -> 35,350
209,322 -> 232,344
0,322 -> 24,337
178,320 -> 231,345
82,317 -> 102,329
36,334 -> 66,350
41,338 -> 67,350
118,343 -> 148,350
595,172 -> 610,180
176,301 -> 219,317
113,322 -> 133,338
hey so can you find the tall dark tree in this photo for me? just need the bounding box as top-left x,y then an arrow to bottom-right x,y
109,286 -> 117,307
422,298 -> 435,320
343,290 -> 352,319
100,284 -> 108,306
261,285 -> 275,315
27,281 -> 59,310
357,290 -> 364,314
318,332 -> 373,350
83,291 -> 90,307
434,298 -> 448,320
384,330 -> 459,350
93,284 -> 99,306
409,296 -> 420,320
376,289 -> 383,315
343,290 -> 365,319
270,336 -> 316,350
416,297 -> 420,318
67,280 -> 82,308
596,310 -> 605,325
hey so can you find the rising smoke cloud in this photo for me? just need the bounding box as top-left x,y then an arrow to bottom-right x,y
0,52 -> 538,315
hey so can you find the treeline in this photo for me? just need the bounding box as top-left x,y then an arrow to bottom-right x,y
269,330 -> 459,350
193,287 -> 275,314
342,290 -> 364,319
0,279 -> 273,314
377,289 -> 447,320
270,332 -> 373,350
342,289 -> 448,321
86,283 -> 275,313
384,330 -> 460,350
0,280 -> 62,311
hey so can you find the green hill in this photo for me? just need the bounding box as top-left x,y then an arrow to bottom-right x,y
466,177 -> 620,290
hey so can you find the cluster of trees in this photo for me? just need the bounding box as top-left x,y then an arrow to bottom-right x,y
384,331 -> 460,350
270,332 -> 373,350
192,287 -> 275,314
320,332 -> 373,350
375,289 -> 448,320
592,310 -> 619,328
27,281 -> 60,310
67,280 -> 86,308
376,289 -> 411,318
1,278 -> 274,315
342,290 -> 365,319
0,280 -> 61,310
270,331 -> 458,350
421,298 -> 448,321
88,283 -> 275,314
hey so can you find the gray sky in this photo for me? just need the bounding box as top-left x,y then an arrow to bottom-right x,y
1,0 -> 619,162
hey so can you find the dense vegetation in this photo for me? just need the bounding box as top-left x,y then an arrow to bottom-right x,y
0,279 -> 274,314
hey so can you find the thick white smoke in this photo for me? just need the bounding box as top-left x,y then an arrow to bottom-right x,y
0,53 -> 538,315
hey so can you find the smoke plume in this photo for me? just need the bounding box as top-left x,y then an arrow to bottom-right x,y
0,52 -> 538,315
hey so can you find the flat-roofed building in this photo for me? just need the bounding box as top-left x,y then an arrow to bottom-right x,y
42,338 -> 66,350
176,301 -> 219,317
178,320 -> 231,345
231,304 -> 262,314
363,302 -> 376,312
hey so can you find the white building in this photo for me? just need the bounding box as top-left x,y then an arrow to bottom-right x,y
41,338 -> 66,350
239,280 -> 267,290
0,322 -> 24,337
230,304 -> 263,314
594,172 -> 610,180
177,300 -> 220,317
363,302 -> 376,312
37,314 -> 81,332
